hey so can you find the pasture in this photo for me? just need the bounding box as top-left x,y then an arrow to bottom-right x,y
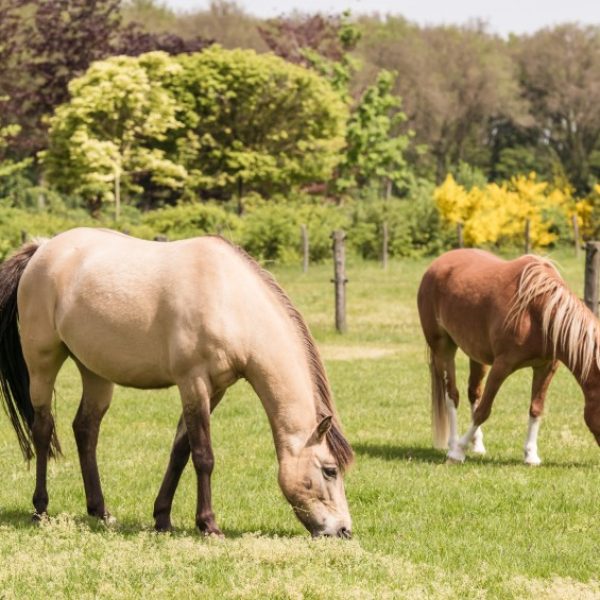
1,249 -> 599,599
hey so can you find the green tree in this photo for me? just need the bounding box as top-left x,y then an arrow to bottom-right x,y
43,47 -> 347,214
42,52 -> 186,216
168,46 -> 347,209
337,70 -> 412,196
0,97 -> 30,182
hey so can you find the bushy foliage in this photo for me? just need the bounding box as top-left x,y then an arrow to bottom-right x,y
171,46 -> 347,200
0,206 -> 97,260
42,52 -> 186,213
43,48 -> 347,210
434,172 -> 590,248
346,182 -> 448,259
139,202 -> 241,240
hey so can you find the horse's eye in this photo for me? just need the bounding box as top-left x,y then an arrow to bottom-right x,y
322,466 -> 337,480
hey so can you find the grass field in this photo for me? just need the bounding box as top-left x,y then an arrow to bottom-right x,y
1,248 -> 599,599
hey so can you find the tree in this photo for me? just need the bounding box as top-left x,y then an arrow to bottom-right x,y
43,48 -> 347,213
0,0 -> 213,163
337,70 -> 412,196
515,25 -> 600,193
6,0 -> 123,158
123,0 -> 268,53
42,53 -> 186,215
357,18 -> 525,182
168,46 -> 348,209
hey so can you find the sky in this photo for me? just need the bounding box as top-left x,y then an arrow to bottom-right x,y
163,0 -> 600,36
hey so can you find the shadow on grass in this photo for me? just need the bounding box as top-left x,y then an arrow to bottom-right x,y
0,508 -> 305,540
353,442 -> 596,468
353,442 -> 443,463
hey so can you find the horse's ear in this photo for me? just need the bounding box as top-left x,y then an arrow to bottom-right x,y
316,416 -> 333,442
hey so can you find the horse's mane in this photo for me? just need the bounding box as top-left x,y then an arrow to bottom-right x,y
217,237 -> 354,471
506,257 -> 600,379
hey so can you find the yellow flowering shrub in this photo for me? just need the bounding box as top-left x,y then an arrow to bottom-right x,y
434,172 -> 592,248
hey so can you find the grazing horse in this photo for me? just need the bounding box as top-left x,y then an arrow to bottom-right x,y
0,228 -> 353,538
417,248 -> 600,464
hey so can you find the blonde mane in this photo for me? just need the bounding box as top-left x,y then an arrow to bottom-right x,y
506,257 -> 600,379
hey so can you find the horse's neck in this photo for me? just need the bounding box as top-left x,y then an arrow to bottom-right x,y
244,336 -> 318,461
556,343 -> 600,397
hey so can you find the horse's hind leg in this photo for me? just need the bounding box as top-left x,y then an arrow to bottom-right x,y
455,359 -> 511,462
468,360 -> 488,455
524,360 -> 558,466
28,346 -> 68,519
72,362 -> 114,521
154,391 -> 225,532
429,340 -> 461,459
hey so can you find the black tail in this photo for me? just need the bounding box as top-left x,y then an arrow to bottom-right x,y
0,242 -> 61,460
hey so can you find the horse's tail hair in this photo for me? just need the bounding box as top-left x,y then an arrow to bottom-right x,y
0,241 -> 60,460
429,351 -> 449,450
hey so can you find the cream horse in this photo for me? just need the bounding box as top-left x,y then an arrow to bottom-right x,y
0,228 -> 353,537
418,249 -> 600,464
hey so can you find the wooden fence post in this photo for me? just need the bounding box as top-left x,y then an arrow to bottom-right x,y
456,222 -> 464,249
584,242 -> 600,316
524,219 -> 531,254
20,230 -> 28,244
301,224 -> 309,273
331,230 -> 347,333
573,214 -> 580,258
381,222 -> 389,270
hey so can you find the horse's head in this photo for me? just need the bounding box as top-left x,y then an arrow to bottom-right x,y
278,416 -> 352,538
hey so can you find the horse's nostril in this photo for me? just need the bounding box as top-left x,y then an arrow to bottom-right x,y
337,527 -> 352,539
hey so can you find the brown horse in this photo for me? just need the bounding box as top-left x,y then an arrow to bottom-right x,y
0,228 -> 353,537
417,248 -> 600,464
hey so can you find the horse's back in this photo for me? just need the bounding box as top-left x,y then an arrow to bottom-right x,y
17,228 -> 266,388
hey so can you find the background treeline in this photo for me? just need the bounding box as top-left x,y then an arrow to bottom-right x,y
1,0 -> 600,261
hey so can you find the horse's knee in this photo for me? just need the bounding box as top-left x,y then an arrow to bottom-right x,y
191,448 -> 214,474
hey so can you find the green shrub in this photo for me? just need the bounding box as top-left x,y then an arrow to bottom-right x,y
140,202 -> 242,241
241,203 -> 302,264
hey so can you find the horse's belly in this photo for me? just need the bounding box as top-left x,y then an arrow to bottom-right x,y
441,318 -> 495,365
66,332 -> 174,388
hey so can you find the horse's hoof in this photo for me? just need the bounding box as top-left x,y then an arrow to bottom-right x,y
471,443 -> 486,456
102,512 -> 118,528
155,522 -> 173,533
32,511 -> 49,524
524,456 -> 542,466
446,447 -> 466,464
200,526 -> 225,539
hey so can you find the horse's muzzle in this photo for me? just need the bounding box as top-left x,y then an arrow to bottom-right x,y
312,526 -> 352,539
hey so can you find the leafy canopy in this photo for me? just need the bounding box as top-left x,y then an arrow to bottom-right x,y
43,47 -> 348,210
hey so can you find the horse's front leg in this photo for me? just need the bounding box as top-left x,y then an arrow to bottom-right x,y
72,365 -> 114,522
524,361 -> 558,465
178,377 -> 222,536
153,391 -> 225,532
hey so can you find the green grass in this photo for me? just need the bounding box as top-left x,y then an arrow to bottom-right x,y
1,247 -> 599,598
